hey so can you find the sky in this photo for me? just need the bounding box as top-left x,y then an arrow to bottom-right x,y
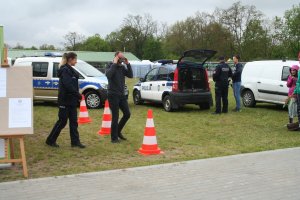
0,0 -> 299,48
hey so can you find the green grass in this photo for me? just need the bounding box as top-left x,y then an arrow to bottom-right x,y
1,78 -> 300,182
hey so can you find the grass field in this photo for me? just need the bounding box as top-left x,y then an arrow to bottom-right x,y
1,78 -> 300,182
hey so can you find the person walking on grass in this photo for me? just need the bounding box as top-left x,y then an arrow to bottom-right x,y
293,52 -> 300,130
46,52 -> 85,148
106,51 -> 133,143
232,55 -> 243,112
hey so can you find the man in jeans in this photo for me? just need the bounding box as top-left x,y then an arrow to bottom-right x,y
232,55 -> 243,112
106,51 -> 133,143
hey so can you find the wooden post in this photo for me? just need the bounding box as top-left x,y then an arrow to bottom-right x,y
0,135 -> 28,178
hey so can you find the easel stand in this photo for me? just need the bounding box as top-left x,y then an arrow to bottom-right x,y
0,135 -> 28,178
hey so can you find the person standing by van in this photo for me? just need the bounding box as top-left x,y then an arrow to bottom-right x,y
212,56 -> 232,114
106,51 -> 133,143
46,52 -> 85,148
286,65 -> 299,124
232,55 -> 243,112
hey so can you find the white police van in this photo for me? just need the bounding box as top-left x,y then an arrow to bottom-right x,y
133,49 -> 216,112
13,53 -> 109,108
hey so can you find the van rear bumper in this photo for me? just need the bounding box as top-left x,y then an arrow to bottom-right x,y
169,91 -> 213,106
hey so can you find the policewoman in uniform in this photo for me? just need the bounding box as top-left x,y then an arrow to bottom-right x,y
46,52 -> 85,148
212,56 -> 232,114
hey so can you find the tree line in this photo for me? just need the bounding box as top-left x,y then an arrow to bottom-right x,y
12,1 -> 300,62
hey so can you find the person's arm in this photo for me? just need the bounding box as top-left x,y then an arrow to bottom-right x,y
228,66 -> 233,78
61,68 -> 79,95
287,75 -> 293,87
106,64 -> 118,79
123,61 -> 133,78
213,65 -> 220,82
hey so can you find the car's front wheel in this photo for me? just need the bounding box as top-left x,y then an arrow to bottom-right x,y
85,91 -> 102,109
242,90 -> 256,107
133,90 -> 144,105
163,95 -> 174,112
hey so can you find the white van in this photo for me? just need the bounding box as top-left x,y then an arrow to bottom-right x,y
241,60 -> 299,107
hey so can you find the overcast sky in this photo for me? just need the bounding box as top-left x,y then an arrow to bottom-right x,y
0,0 -> 298,48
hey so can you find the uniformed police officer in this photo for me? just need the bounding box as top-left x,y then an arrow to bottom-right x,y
46,52 -> 85,148
212,56 -> 232,114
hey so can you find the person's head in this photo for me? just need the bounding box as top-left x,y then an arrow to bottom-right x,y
219,56 -> 225,63
291,65 -> 299,77
233,54 -> 240,64
59,52 -> 77,67
115,51 -> 125,63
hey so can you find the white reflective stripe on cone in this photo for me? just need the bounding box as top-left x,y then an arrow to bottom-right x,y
80,101 -> 87,106
79,112 -> 89,117
146,118 -> 154,127
104,108 -> 111,115
142,136 -> 157,145
101,121 -> 111,127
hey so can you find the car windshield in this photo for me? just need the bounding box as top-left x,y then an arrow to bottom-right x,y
74,61 -> 105,77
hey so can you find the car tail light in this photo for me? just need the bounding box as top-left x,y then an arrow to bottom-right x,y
172,68 -> 179,92
205,68 -> 210,91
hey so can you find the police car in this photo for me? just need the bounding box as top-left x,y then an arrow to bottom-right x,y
13,53 -> 109,109
133,49 -> 216,112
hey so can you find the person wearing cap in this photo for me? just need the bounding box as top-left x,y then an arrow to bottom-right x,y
212,56 -> 233,114
293,52 -> 300,129
286,65 -> 299,124
232,55 -> 243,112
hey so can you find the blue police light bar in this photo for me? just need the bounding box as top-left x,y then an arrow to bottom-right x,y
44,52 -> 63,57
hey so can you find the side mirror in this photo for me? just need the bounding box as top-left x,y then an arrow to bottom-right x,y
139,77 -> 145,82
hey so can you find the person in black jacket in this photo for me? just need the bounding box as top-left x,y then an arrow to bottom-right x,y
212,56 -> 232,114
46,52 -> 85,148
232,55 -> 243,112
106,51 -> 133,143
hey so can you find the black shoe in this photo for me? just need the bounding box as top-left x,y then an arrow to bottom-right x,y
222,111 -> 228,114
111,139 -> 121,144
71,143 -> 86,148
46,141 -> 59,148
118,134 -> 127,141
212,112 -> 221,115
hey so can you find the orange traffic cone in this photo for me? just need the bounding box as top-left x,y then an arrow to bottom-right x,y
138,109 -> 163,155
78,95 -> 92,124
98,100 -> 111,135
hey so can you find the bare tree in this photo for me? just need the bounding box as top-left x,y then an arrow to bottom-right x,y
215,1 -> 263,55
63,32 -> 85,51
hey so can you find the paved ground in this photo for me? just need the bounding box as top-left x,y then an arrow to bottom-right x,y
0,147 -> 300,200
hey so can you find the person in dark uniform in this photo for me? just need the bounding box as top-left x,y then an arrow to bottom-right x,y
46,52 -> 85,148
106,51 -> 133,143
212,56 -> 232,114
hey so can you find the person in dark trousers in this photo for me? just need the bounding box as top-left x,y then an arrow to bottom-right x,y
46,52 -> 85,148
106,51 -> 133,143
232,55 -> 243,112
212,56 -> 232,114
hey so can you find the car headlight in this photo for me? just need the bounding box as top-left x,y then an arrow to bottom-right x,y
101,83 -> 108,89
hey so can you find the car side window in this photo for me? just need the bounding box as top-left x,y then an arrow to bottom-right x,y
53,63 -> 59,78
32,62 -> 48,77
157,67 -> 169,81
145,68 -> 159,82
282,66 -> 290,81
